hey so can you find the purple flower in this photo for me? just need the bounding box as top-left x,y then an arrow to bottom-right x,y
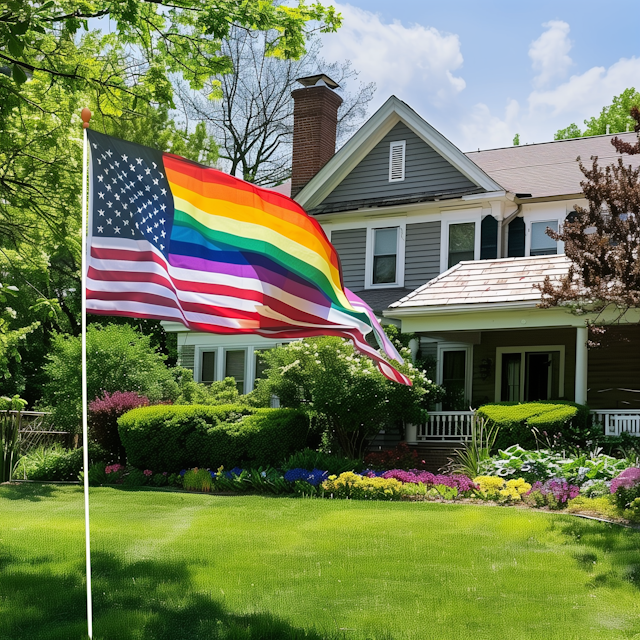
527,478 -> 579,503
379,469 -> 476,491
611,467 -> 640,494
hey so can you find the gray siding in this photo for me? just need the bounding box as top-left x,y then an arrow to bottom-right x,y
320,122 -> 478,207
178,344 -> 195,372
404,221 -> 441,289
331,228 -> 366,289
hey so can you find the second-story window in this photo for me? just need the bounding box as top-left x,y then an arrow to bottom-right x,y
373,227 -> 398,284
530,221 -> 558,256
448,222 -> 475,269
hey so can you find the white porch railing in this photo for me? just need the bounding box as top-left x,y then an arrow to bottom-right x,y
592,410 -> 640,437
415,411 -> 475,442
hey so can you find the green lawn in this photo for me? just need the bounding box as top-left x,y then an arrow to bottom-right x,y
1,485 -> 639,640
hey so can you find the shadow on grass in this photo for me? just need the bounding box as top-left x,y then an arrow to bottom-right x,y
1,549 -> 390,640
554,516 -> 640,590
0,483 -> 62,501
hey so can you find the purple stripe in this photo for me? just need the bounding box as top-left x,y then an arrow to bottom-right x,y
167,252 -> 331,307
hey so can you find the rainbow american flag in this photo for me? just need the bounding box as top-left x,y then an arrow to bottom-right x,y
86,130 -> 409,384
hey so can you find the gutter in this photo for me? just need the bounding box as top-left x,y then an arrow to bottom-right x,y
498,203 -> 522,259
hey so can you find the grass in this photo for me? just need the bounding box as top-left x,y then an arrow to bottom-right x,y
1,485 -> 640,640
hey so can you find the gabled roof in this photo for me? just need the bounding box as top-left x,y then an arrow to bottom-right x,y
295,96 -> 504,211
389,255 -> 571,312
466,132 -> 640,199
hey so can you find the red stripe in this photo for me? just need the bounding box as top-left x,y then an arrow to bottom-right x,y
91,246 -> 168,267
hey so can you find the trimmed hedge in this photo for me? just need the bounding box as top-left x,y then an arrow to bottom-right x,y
477,401 -> 596,451
118,404 -> 317,472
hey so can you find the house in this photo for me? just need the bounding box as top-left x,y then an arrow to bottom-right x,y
163,75 -> 640,451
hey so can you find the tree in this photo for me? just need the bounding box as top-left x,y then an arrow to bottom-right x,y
180,30 -> 375,186
539,107 -> 640,342
554,88 -> 640,140
252,337 -> 442,459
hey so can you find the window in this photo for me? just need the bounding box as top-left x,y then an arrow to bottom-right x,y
507,217 -> 525,257
448,222 -> 475,269
372,227 -> 398,284
224,349 -> 246,394
496,347 -> 564,402
201,351 -> 216,385
530,221 -> 558,256
389,140 -> 406,182
442,350 -> 467,410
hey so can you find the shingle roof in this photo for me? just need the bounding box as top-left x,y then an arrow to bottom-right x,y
389,255 -> 571,309
350,287 -> 415,314
465,132 -> 640,198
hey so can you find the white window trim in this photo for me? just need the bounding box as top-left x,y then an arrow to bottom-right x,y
526,219 -> 564,257
388,140 -> 406,182
494,345 -> 566,403
436,342 -> 473,411
440,209 -> 482,273
364,223 -> 406,289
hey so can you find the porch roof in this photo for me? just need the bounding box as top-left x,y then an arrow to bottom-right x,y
389,255 -> 571,311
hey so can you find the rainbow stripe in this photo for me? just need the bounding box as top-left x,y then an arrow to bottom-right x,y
163,154 -> 365,325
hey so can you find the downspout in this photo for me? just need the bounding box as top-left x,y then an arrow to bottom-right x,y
499,204 -> 522,259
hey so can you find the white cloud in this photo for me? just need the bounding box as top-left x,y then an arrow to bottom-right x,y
529,20 -> 573,88
320,4 -> 465,109
458,100 -> 520,151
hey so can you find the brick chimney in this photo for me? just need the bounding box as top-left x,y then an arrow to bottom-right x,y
291,74 -> 343,198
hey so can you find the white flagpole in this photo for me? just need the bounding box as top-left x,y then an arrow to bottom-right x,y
80,107 -> 94,639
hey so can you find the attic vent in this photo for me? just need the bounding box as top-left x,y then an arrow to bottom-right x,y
389,140 -> 406,182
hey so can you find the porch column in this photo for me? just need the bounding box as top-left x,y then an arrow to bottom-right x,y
405,423 -> 418,444
575,327 -> 588,405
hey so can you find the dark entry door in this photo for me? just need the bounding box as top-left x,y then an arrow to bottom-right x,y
525,353 -> 550,401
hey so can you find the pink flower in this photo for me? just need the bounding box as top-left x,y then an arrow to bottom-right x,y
143,469 -> 153,476
611,467 -> 640,494
105,463 -> 124,475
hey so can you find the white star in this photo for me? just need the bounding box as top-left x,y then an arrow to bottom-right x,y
153,208 -> 158,215
98,209 -> 104,217
129,164 -> 135,172
159,172 -> 164,178
136,223 -> 140,229
114,227 -> 121,234
160,188 -> 167,196
97,175 -> 104,183
98,192 -> 104,199
145,185 -> 151,192
152,162 -> 157,169
137,175 -> 143,181
114,161 -> 120,168
114,194 -> 120,201
105,184 -> 112,192
115,211 -> 121,217
147,226 -> 152,234
161,230 -> 166,238
106,201 -> 113,208
92,143 -> 97,149
122,154 -> 128,162
106,218 -> 112,225
123,220 -> 129,226
131,229 -> 135,236
159,218 -> 165,225
153,178 -> 159,186
136,158 -> 143,164
97,225 -> 103,233
160,204 -> 166,211
153,194 -> 158,201
145,167 -> 151,175
106,149 -> 113,157
97,158 -> 102,165
122,203 -> 128,210
154,235 -> 158,242
160,244 -> 164,250
154,222 -> 159,228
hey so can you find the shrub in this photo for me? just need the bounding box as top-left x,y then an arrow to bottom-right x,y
322,471 -> 404,500
118,404 -> 315,471
43,324 -> 179,433
252,337 -> 443,458
89,391 -> 149,464
379,470 -> 476,493
1,395 -> 27,481
283,448 -> 362,476
183,468 -> 214,492
14,444 -> 82,481
526,478 -> 580,509
364,443 -> 424,471
473,475 -> 532,501
477,401 -> 595,451
567,495 -> 620,520
610,467 -> 640,509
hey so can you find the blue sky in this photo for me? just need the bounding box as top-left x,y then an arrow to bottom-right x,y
319,1 -> 640,150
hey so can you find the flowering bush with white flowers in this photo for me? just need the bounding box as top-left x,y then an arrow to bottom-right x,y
252,336 -> 443,459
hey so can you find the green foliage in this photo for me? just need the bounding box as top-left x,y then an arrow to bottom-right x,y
13,444 -> 82,481
477,401 -> 595,450
282,448 -> 362,476
0,401 -> 23,481
173,372 -> 240,406
450,417 -> 499,479
554,88 -> 640,139
42,324 -> 177,433
513,133 -> 520,146
118,404 -> 315,471
183,468 -> 214,492
253,337 -> 442,458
